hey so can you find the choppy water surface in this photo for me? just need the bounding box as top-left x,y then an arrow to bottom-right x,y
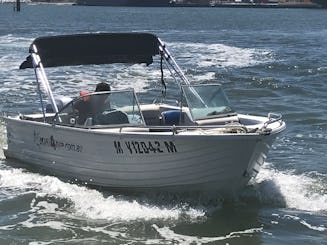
0,4 -> 326,244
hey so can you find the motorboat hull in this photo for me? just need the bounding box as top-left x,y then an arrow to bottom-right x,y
4,33 -> 286,196
3,116 -> 278,194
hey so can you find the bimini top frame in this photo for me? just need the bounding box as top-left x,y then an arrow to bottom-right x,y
19,33 -> 193,120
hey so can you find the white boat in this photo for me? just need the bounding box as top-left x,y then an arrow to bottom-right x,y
2,33 -> 285,195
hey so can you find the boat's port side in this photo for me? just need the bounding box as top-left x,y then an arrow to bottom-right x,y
20,113 -> 55,122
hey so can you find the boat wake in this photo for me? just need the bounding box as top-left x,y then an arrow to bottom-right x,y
242,163 -> 327,213
0,34 -> 32,49
152,224 -> 263,244
0,157 -> 326,242
0,35 -> 32,71
0,160 -> 325,217
0,166 -> 205,223
169,42 -> 274,69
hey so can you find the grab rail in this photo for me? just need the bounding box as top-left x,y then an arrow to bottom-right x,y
81,123 -> 249,134
117,124 -> 249,135
259,112 -> 283,134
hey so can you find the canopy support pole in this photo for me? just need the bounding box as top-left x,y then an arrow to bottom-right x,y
31,45 -> 59,122
160,54 -> 167,98
158,38 -> 190,85
158,39 -> 207,107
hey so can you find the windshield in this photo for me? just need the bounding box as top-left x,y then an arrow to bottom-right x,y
54,90 -> 144,127
182,84 -> 235,121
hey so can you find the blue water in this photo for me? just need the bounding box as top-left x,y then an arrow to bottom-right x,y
0,4 -> 326,244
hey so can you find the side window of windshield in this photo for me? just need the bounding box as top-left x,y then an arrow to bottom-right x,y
182,84 -> 234,120
53,91 -> 144,127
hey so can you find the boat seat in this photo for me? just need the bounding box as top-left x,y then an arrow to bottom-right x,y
93,110 -> 129,125
160,109 -> 195,126
161,110 -> 181,125
140,104 -> 161,125
140,104 -> 195,126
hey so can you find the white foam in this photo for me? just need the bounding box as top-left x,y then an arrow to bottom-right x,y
191,72 -> 217,83
1,0 -> 9,2
0,168 -> 205,223
1,0 -> 29,2
300,220 -> 326,232
0,35 -> 32,48
0,121 -> 6,159
0,35 -> 33,78
281,214 -> 327,232
252,164 -> 327,212
112,64 -> 162,92
152,224 -> 263,244
47,63 -> 162,95
169,42 -> 273,69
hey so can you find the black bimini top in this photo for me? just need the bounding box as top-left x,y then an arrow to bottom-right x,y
20,33 -> 160,69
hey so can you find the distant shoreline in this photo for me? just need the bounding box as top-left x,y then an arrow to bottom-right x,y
0,1 -> 74,5
2,1 -> 324,9
173,3 -> 321,9
73,1 -> 324,9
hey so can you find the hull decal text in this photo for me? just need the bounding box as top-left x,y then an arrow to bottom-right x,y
34,131 -> 83,153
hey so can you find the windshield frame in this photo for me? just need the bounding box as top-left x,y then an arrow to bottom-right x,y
181,84 -> 236,121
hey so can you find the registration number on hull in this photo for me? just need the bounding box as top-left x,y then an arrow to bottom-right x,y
114,140 -> 177,154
